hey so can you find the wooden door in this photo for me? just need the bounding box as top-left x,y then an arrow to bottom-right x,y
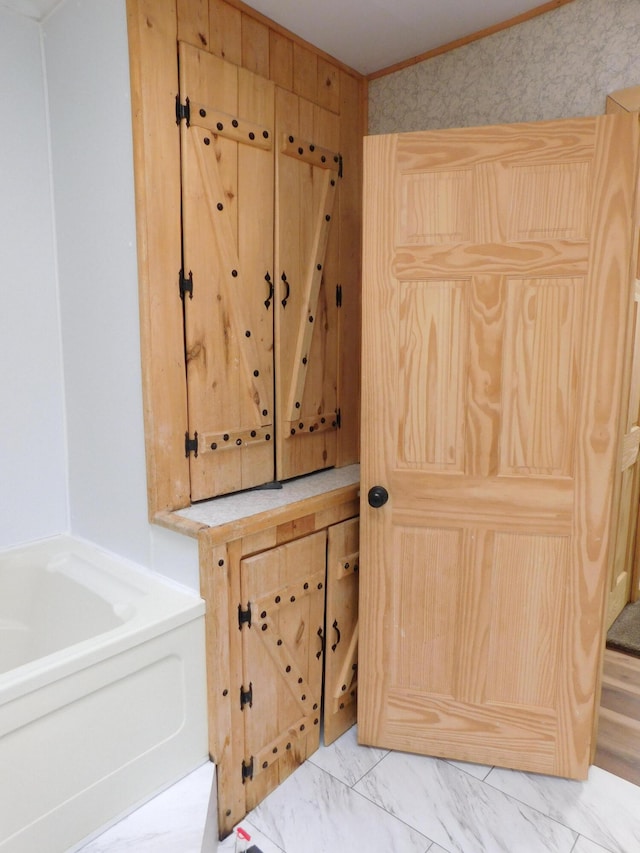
324,518 -> 359,745
179,44 -> 275,499
239,531 -> 326,810
275,87 -> 341,481
607,281 -> 640,626
359,114 -> 639,780
604,91 -> 640,626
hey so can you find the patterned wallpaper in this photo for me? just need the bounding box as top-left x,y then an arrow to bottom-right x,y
368,0 -> 640,134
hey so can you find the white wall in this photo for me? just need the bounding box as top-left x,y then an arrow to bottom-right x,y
369,0 -> 640,134
0,8 -> 68,548
0,0 -> 200,588
41,0 -> 200,588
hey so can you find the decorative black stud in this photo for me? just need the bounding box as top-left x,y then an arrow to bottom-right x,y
204,137 -> 211,145
199,108 -> 206,117
216,121 -> 223,131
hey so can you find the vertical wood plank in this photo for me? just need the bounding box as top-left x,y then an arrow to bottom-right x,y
209,0 -> 242,64
336,70 -> 364,467
317,57 -> 340,114
177,0 -> 210,49
269,30 -> 293,91
293,42 -> 317,103
216,537 -> 247,837
198,535 -> 232,765
126,0 -> 190,513
241,13 -> 269,77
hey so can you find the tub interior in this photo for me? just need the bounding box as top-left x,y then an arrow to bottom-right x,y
0,548 -> 144,674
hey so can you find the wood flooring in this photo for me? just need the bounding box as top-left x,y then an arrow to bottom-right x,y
595,647 -> 640,786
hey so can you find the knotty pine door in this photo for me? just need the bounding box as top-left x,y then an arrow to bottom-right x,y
359,114 -> 640,780
179,43 -> 341,500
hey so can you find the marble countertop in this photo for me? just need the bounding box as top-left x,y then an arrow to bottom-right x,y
169,464 -> 360,532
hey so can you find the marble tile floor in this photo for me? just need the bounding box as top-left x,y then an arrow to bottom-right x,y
78,725 -> 640,853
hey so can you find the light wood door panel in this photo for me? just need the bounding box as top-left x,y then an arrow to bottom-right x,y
239,531 -> 326,810
179,43 -> 275,499
324,518 -> 359,745
275,87 -> 340,481
359,115 -> 639,779
607,280 -> 640,624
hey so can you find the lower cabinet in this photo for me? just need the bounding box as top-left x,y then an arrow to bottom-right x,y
199,498 -> 359,838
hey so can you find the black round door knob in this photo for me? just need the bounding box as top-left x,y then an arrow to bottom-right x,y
367,485 -> 389,508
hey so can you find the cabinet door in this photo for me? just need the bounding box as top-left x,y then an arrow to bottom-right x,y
275,87 -> 341,481
179,43 -> 275,499
325,518 -> 359,745
239,531 -> 326,810
359,114 -> 639,780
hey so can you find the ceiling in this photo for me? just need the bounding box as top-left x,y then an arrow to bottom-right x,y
3,0 -> 559,76
232,0 -> 558,75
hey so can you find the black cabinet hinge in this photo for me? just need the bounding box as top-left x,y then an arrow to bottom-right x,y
336,408 -> 342,429
240,682 -> 253,710
241,757 -> 254,784
338,153 -> 343,178
238,602 -> 252,629
179,269 -> 193,300
336,284 -> 342,308
175,95 -> 190,126
185,432 -> 198,458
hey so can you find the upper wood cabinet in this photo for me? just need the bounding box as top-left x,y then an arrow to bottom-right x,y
127,0 -> 365,512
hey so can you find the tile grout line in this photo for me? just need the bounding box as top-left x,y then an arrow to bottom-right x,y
480,771 -> 617,852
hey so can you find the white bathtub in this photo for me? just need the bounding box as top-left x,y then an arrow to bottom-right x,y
0,535 -> 209,853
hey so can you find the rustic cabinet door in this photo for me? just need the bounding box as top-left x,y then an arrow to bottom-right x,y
359,114 -> 639,779
324,518 -> 359,745
239,531 -> 326,810
179,43 -> 275,499
275,87 -> 341,481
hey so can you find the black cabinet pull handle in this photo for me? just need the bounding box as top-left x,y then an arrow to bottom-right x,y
281,271 -> 290,308
264,271 -> 273,309
316,626 -> 324,659
331,619 -> 341,652
367,485 -> 389,508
